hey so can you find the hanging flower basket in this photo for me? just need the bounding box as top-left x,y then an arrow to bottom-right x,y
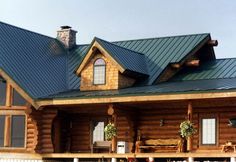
180,120 -> 196,139
104,123 -> 117,141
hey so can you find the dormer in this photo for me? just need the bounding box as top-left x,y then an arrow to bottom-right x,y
76,38 -> 149,91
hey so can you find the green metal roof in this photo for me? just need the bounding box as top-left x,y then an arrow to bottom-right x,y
42,77 -> 236,99
0,21 -> 68,99
113,34 -> 210,84
0,21 -> 221,101
68,33 -> 211,89
172,58 -> 236,81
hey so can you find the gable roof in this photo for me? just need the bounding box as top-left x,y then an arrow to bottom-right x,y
76,37 -> 148,77
0,21 -> 217,105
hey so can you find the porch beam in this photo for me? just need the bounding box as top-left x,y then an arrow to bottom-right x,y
187,101 -> 193,152
36,91 -> 236,108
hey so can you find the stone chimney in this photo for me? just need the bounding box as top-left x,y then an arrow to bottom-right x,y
57,26 -> 77,49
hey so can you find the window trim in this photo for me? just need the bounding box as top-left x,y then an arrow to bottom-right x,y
0,111 -> 27,149
199,114 -> 218,147
93,58 -> 106,85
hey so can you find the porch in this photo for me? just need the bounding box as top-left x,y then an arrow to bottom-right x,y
35,98 -> 236,161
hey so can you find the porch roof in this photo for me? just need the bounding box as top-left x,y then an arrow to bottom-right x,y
40,77 -> 236,99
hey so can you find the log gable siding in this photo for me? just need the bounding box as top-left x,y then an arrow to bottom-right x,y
80,53 -> 135,91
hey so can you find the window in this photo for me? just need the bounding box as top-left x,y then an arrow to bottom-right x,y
11,115 -> 25,147
13,89 -> 26,106
0,115 -> 5,147
0,115 -> 25,148
93,58 -> 106,85
92,121 -> 105,143
0,80 -> 6,106
201,118 -> 217,145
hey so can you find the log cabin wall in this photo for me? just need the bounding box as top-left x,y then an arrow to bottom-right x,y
70,115 -> 90,152
68,113 -> 131,153
137,106 -> 186,140
26,108 -> 42,153
26,108 -> 57,153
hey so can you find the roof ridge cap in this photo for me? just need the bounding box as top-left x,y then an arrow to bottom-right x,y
112,33 -> 210,43
0,21 -> 56,40
95,37 -> 145,56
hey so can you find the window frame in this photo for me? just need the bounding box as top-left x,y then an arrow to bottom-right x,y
93,58 -> 106,85
0,111 -> 27,150
200,114 -> 218,147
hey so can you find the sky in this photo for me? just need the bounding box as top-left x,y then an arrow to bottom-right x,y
0,0 -> 236,58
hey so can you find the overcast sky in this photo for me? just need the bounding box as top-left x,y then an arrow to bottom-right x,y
0,0 -> 236,58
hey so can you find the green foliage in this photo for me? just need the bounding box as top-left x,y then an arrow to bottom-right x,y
104,123 -> 117,141
180,120 -> 196,139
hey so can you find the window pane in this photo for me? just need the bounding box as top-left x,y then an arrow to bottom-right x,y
93,122 -> 104,143
11,115 -> 25,147
0,115 -> 5,147
13,89 -> 26,106
94,66 -> 105,84
202,118 -> 216,145
94,59 -> 105,65
0,80 -> 6,106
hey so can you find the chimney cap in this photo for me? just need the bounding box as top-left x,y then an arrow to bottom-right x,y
60,26 -> 72,30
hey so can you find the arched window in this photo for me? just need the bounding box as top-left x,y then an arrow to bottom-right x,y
94,58 -> 106,85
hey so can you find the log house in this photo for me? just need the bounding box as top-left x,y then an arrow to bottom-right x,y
0,21 -> 236,162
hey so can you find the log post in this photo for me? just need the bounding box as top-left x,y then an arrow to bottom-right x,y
187,101 -> 193,152
107,104 -> 117,153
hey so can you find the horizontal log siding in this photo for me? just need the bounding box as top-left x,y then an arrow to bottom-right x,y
39,109 -> 57,153
70,116 -> 91,152
138,107 -> 186,139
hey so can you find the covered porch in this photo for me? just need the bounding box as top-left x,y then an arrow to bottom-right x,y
35,97 -> 236,161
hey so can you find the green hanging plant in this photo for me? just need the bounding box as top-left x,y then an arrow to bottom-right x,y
104,123 -> 117,141
180,120 -> 196,139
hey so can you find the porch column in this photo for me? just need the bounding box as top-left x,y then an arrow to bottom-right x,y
108,104 -> 117,153
187,101 -> 193,152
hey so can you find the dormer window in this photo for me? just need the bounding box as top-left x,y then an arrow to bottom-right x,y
93,58 -> 106,85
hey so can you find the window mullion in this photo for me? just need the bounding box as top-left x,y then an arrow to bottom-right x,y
5,83 -> 13,107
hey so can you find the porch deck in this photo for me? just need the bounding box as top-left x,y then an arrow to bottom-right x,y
1,152 -> 236,160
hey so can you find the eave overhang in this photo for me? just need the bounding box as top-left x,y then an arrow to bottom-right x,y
35,90 -> 236,108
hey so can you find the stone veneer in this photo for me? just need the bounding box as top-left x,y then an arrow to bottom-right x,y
57,26 -> 77,49
80,53 -> 135,91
